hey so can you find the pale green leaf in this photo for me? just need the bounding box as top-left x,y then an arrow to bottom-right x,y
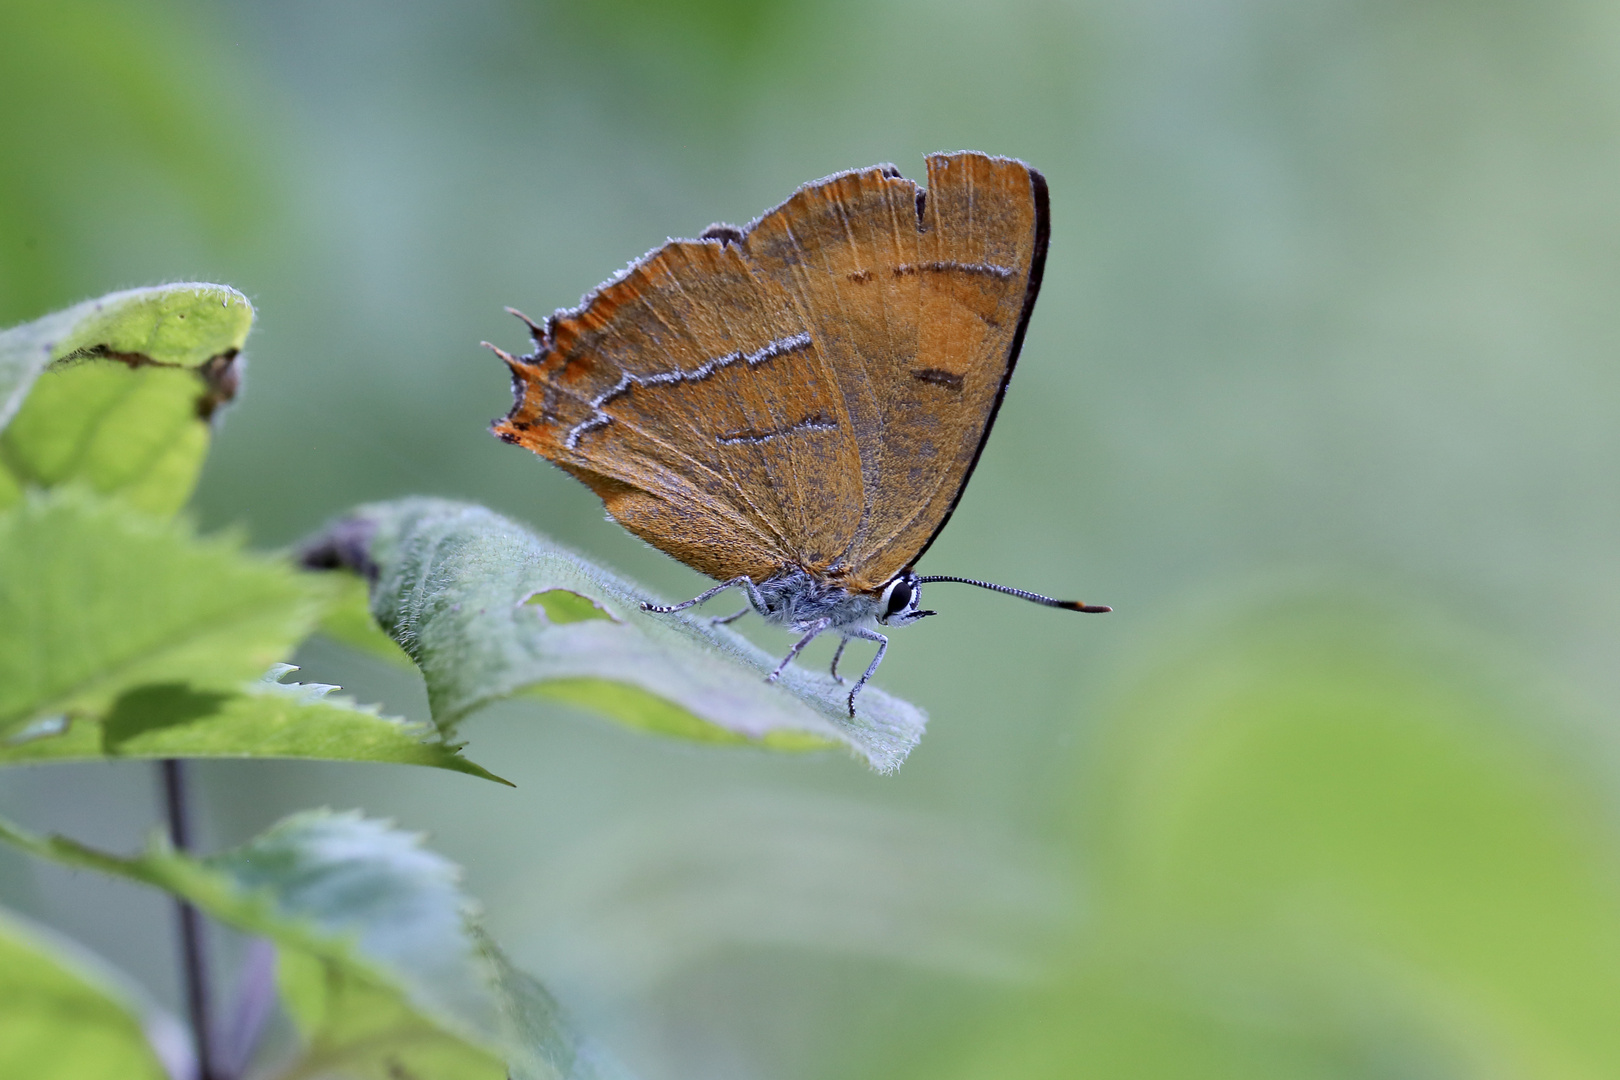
947,596 -> 1620,1080
0,811 -> 625,1080
1086,600 -> 1620,1077
301,498 -> 929,772
0,906 -> 181,1080
0,283 -> 252,516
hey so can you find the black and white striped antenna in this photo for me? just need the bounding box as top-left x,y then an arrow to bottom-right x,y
915,575 -> 1111,613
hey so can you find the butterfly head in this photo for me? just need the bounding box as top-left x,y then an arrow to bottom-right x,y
877,570 -> 937,627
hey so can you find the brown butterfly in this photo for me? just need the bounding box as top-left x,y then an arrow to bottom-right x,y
490,152 -> 1108,716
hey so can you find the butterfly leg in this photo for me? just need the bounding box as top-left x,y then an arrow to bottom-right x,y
642,576 -> 765,616
710,607 -> 750,627
828,637 -> 849,684
843,627 -> 889,717
766,618 -> 832,683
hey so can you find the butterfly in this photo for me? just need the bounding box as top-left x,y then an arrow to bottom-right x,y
489,151 -> 1108,716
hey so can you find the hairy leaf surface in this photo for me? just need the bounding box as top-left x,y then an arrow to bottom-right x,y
303,498 -> 929,772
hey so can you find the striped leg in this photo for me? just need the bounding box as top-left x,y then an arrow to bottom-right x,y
843,627 -> 888,716
767,618 -> 832,683
642,577 -> 765,617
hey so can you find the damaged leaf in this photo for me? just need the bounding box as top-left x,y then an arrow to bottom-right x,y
0,283 -> 252,516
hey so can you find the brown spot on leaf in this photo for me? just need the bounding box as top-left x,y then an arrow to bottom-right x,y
195,349 -> 240,420
55,344 -> 174,370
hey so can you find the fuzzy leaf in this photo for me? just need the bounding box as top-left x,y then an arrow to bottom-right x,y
314,569 -> 418,669
0,283 -> 252,516
301,498 -> 929,772
0,906 -> 182,1080
0,811 -> 624,1080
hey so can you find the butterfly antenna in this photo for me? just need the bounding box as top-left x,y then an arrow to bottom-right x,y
915,575 -> 1111,613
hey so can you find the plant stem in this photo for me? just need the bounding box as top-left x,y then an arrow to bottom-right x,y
161,759 -> 218,1080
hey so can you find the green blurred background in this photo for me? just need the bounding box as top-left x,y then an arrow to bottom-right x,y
6,0 -> 1620,1076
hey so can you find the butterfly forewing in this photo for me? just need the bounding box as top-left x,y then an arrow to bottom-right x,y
496,152 -> 1046,593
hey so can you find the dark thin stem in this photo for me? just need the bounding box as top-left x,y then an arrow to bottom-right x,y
161,760 -> 218,1080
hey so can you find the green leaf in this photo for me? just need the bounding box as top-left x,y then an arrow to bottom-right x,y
0,810 -> 625,1080
301,498 -> 929,772
0,283 -> 253,516
0,665 -> 507,782
0,906 -> 180,1080
0,488 -> 315,739
0,489 -> 502,778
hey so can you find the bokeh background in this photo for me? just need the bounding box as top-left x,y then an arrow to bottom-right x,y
6,0 -> 1620,1076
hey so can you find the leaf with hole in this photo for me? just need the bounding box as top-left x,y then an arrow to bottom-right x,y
301,498 -> 929,772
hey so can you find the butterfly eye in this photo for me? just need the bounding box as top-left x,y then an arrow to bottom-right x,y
881,576 -> 916,621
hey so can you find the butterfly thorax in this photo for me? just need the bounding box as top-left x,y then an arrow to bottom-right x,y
752,567 -> 880,633
750,566 -> 933,634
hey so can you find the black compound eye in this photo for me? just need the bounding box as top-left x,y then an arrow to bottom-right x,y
883,578 -> 914,619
